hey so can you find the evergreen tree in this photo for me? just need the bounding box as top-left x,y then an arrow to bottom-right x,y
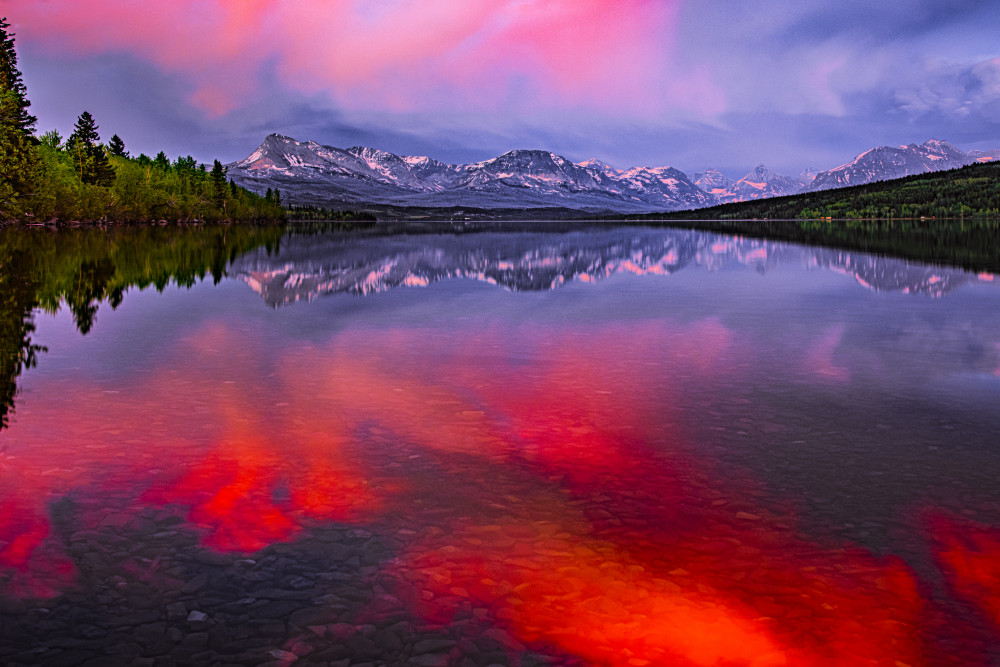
153,151 -> 170,170
108,133 -> 127,157
0,17 -> 36,135
210,159 -> 227,210
0,17 -> 38,218
174,155 -> 197,172
67,111 -> 115,186
39,129 -> 62,151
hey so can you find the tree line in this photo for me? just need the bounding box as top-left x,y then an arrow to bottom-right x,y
0,17 -> 283,224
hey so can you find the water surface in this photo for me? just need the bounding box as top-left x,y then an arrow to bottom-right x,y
2,225 -> 1000,665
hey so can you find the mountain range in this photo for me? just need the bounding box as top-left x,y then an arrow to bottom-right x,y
227,136 -> 998,215
230,227 -> 993,307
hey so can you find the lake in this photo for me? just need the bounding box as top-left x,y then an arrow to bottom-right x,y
2,223 -> 1000,665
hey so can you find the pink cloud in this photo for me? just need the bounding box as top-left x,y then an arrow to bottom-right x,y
3,0 -> 723,118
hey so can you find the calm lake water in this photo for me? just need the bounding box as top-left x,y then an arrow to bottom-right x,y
2,224 -> 1000,665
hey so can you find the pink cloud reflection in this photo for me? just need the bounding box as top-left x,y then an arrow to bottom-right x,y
6,0 -> 722,117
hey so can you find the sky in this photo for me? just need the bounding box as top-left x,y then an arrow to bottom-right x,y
3,0 -> 999,178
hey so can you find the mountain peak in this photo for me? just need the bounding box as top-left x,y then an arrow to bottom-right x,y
578,158 -> 618,171
497,149 -> 561,160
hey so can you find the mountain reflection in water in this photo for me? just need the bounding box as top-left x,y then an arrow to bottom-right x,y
231,227 -> 995,305
2,226 -> 1000,665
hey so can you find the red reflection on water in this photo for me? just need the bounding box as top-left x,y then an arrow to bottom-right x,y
933,514 -> 1000,630
369,323 -> 928,664
142,452 -> 299,552
402,519 -> 790,665
0,317 -> 997,663
0,496 -> 74,597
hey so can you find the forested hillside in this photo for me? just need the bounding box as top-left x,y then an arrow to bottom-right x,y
647,161 -> 1000,221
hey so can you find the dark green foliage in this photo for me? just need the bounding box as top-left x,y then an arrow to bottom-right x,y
174,155 -> 197,172
68,111 -> 99,146
210,159 -> 227,209
39,128 -> 61,150
67,111 -> 115,186
108,133 -> 127,157
0,241 -> 44,429
0,224 -> 284,428
0,103 -> 37,215
0,17 -> 35,135
0,17 -> 37,219
285,205 -> 377,223
19,141 -> 285,224
153,151 -> 170,170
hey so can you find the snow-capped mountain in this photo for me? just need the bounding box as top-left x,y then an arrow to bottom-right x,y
719,165 -> 806,202
692,165 -> 804,203
799,167 -> 820,183
228,134 -> 1000,214
969,148 -> 1000,163
227,135 -> 713,214
809,139 -> 975,191
692,169 -> 735,198
230,227 -> 994,307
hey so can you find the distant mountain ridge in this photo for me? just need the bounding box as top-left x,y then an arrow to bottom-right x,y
809,139 -> 975,191
228,134 -> 713,214
227,135 -> 998,214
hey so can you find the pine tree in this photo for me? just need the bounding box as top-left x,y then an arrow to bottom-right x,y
39,129 -> 61,151
0,17 -> 38,218
108,134 -> 127,157
210,159 -> 227,210
67,111 -> 115,186
0,17 -> 36,135
152,151 -> 170,171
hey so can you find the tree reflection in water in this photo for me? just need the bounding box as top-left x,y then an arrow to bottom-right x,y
0,224 -> 283,429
